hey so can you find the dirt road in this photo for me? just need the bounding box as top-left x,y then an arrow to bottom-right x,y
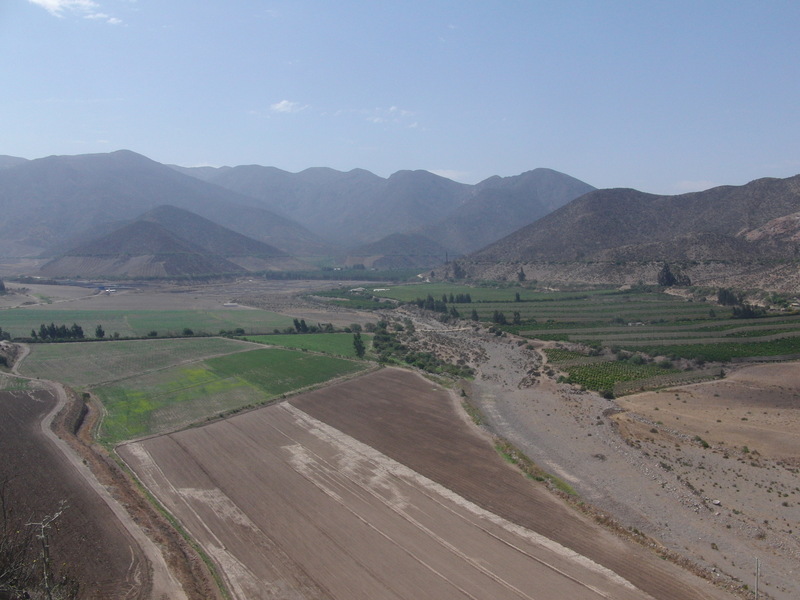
10,344 -> 190,600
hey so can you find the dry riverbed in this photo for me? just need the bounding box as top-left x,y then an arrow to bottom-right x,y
400,309 -> 799,600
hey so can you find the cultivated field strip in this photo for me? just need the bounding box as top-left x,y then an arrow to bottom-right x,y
18,337 -> 260,387
529,314 -> 800,337
600,330 -> 800,347
0,307 -> 294,338
92,347 -> 366,443
121,403 -> 651,600
612,368 -> 724,395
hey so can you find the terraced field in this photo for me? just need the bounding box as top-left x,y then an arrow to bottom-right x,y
368,284 -> 800,394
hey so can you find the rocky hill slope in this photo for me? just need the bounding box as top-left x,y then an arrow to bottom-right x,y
447,174 -> 800,291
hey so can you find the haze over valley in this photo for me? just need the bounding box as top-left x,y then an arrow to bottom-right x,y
3,2 -> 800,600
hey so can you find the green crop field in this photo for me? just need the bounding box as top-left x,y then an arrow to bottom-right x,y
95,348 -> 366,444
242,333 -> 372,358
369,283 -> 622,304
624,337 -> 800,362
18,337 -> 258,387
456,286 -> 800,394
0,308 -> 294,338
559,360 -> 682,394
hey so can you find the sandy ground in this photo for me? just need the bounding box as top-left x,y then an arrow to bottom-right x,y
398,309 -> 799,599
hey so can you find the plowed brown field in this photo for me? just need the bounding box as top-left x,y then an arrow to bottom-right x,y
0,388 -> 147,599
121,369 -> 734,600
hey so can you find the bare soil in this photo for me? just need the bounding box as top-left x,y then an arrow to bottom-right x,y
618,363 -> 800,461
6,282 -> 796,599
395,310 -> 799,599
47,384 -> 224,600
0,387 -> 147,599
121,368 -> 732,600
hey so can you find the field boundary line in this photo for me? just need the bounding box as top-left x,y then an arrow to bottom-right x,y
279,402 -> 643,598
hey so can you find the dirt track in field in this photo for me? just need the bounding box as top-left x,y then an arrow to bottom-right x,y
0,387 -> 148,599
121,369 -> 732,600
5,344 -> 220,600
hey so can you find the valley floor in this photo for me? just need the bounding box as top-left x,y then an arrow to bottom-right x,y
400,310 -> 799,599
5,280 -> 797,599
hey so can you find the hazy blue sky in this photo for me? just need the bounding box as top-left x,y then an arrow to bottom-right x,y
3,1 -> 799,194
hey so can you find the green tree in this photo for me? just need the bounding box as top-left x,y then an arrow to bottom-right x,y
492,310 -> 507,325
95,324 -> 105,339
657,263 -> 677,287
353,332 -> 366,358
717,288 -> 741,306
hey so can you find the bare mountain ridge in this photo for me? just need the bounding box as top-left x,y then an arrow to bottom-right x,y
0,155 -> 28,169
416,168 -> 595,255
471,175 -> 800,263
0,149 -> 594,273
186,164 -> 473,246
452,174 -> 800,291
40,205 -> 308,278
137,205 -> 287,259
179,164 -> 593,252
0,150 -> 331,257
345,233 -> 451,269
39,220 -> 245,279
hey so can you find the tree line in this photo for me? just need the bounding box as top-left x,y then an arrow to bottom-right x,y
29,323 -> 110,341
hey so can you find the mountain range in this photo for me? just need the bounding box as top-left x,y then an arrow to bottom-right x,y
173,163 -> 593,257
450,175 -> 800,292
0,150 -> 592,277
3,149 -> 798,289
39,206 -> 307,279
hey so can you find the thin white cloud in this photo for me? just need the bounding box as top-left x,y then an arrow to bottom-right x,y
270,100 -> 308,114
365,106 -> 416,126
28,0 -> 96,16
28,0 -> 121,24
